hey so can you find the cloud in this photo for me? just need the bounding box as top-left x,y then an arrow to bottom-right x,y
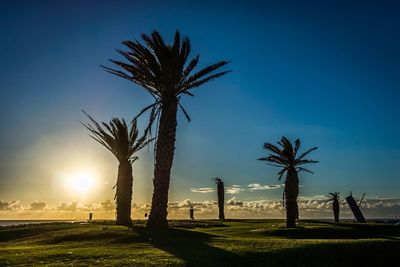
55,202 -> 79,212
190,187 -> 215,193
227,197 -> 243,206
226,185 -> 245,194
100,199 -> 115,212
29,201 -> 46,210
0,200 -> 22,210
247,183 -> 282,191
1,197 -> 399,220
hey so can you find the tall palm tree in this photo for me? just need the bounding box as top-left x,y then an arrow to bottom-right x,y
258,136 -> 318,228
102,31 -> 230,228
82,111 -> 152,226
329,192 -> 340,223
212,177 -> 225,220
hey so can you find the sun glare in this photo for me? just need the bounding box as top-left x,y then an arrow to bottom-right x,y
72,172 -> 94,193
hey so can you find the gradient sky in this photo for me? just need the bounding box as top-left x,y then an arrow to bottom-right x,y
1,1 -> 400,218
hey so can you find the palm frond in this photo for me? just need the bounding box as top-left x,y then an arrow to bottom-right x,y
212,177 -> 223,184
81,111 -> 151,162
179,103 -> 191,122
297,147 -> 318,161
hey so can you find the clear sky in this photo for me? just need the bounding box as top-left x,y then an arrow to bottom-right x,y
1,0 -> 400,219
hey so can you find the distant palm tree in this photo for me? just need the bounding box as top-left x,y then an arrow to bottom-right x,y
213,177 -> 225,220
102,31 -> 230,228
258,137 -> 318,228
329,192 -> 340,223
82,111 -> 152,226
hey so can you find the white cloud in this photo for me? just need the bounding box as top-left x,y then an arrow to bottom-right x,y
226,185 -> 245,194
190,187 -> 215,193
247,183 -> 282,191
227,197 -> 243,206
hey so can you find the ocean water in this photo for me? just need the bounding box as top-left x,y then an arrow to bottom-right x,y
0,220 -> 69,227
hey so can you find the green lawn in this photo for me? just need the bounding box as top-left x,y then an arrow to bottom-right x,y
1,220 -> 399,266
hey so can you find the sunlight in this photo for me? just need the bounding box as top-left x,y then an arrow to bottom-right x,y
71,172 -> 95,193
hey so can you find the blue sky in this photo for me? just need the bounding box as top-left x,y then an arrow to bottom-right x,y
1,1 -> 400,217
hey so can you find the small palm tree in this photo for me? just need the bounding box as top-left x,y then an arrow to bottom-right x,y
102,31 -> 230,228
82,111 -> 152,226
212,177 -> 225,220
258,136 -> 318,228
329,192 -> 340,223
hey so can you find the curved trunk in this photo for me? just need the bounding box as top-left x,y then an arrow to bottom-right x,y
115,160 -> 133,226
217,182 -> 225,220
284,168 -> 299,228
333,199 -> 340,222
147,98 -> 178,229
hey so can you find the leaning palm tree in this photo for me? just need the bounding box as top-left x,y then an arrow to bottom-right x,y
81,111 -> 152,226
102,31 -> 230,228
328,192 -> 340,223
258,136 -> 318,228
212,177 -> 225,220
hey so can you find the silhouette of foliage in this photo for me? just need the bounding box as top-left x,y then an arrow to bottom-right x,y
212,177 -> 225,220
81,111 -> 153,226
258,137 -> 318,227
102,31 -> 230,228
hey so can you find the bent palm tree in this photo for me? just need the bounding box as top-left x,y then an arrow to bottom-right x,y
102,31 -> 230,228
212,177 -> 225,220
258,137 -> 318,228
329,192 -> 340,223
82,111 -> 152,226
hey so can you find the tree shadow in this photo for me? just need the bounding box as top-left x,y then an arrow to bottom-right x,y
244,239 -> 400,267
266,220 -> 400,240
131,226 -> 245,267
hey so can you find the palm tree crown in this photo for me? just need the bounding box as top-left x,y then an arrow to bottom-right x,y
258,136 -> 318,180
329,192 -> 340,201
213,177 -> 223,185
101,30 -> 230,124
81,111 -> 152,162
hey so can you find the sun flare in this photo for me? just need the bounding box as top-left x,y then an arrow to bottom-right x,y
71,172 -> 94,193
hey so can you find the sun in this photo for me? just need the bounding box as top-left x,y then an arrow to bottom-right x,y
72,172 -> 94,193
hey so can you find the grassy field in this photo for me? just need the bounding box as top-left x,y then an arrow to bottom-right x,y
0,219 -> 399,266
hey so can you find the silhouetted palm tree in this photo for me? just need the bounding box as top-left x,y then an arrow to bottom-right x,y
102,31 -> 230,228
329,192 -> 340,223
213,177 -> 225,220
258,137 -> 318,228
82,111 -> 152,226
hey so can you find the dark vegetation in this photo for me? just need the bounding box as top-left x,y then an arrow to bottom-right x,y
1,220 -> 399,266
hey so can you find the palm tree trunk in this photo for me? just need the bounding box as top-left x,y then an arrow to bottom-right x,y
333,200 -> 340,222
217,182 -> 225,220
115,160 -> 133,226
284,168 -> 299,228
147,98 -> 178,229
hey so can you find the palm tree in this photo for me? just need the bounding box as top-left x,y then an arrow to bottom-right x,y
329,192 -> 340,223
258,136 -> 318,228
102,31 -> 230,228
81,111 -> 152,226
212,177 -> 225,220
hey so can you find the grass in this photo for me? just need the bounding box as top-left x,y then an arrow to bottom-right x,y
0,219 -> 399,266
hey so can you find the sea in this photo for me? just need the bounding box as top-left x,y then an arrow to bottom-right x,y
0,220 -> 75,227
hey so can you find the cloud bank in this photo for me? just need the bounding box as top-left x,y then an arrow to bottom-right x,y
1,197 -> 399,220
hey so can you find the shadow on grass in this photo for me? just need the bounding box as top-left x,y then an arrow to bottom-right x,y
244,239 -> 400,267
131,226 -> 245,267
266,221 -> 400,240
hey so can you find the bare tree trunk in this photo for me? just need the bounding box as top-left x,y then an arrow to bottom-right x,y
217,181 -> 225,220
333,200 -> 340,222
115,160 -> 133,226
147,98 -> 178,229
284,168 -> 299,228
